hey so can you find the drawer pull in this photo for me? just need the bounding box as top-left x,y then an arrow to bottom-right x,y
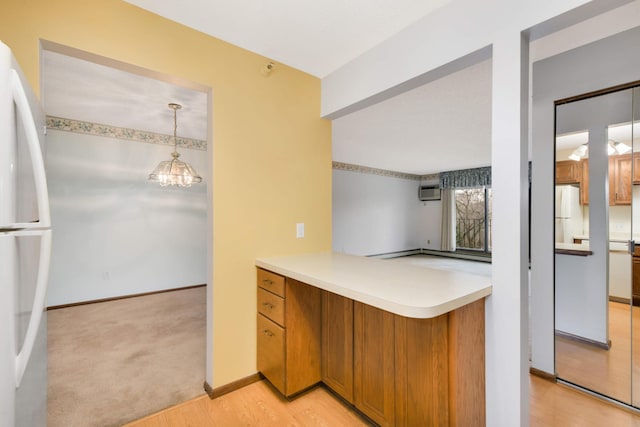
263,279 -> 273,285
262,302 -> 274,310
263,329 -> 274,337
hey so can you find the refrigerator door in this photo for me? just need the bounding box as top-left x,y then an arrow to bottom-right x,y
555,186 -> 564,218
555,218 -> 566,243
556,185 -> 573,218
0,41 -> 49,231
0,229 -> 51,427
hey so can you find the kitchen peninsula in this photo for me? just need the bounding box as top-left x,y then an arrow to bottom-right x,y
255,252 -> 492,426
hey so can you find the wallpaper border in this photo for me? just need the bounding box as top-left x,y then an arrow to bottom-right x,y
332,161 -> 439,182
46,116 -> 207,151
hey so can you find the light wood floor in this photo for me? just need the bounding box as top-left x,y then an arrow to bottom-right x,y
124,381 -> 372,427
125,376 -> 640,427
556,301 -> 640,406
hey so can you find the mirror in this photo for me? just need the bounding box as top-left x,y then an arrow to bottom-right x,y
632,86 -> 640,408
555,88 -> 634,404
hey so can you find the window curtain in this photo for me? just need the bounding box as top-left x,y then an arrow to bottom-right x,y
440,188 -> 456,252
440,166 -> 491,189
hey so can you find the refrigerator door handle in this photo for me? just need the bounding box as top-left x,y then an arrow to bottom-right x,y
10,69 -> 51,229
14,229 -> 51,387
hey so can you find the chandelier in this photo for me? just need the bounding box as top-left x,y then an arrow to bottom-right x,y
148,103 -> 202,187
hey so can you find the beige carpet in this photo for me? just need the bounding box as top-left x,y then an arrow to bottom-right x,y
47,286 -> 206,427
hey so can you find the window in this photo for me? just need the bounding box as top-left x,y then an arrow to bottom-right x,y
455,187 -> 492,252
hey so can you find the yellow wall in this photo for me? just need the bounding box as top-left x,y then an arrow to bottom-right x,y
0,0 -> 332,387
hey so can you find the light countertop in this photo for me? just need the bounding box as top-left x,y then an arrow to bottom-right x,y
255,252 -> 492,319
573,233 -> 640,243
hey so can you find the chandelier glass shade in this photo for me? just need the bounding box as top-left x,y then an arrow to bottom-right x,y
148,103 -> 202,187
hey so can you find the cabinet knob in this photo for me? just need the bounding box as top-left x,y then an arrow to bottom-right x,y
263,329 -> 274,337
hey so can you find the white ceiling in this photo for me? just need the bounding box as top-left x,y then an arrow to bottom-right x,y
123,0 -> 453,78
42,50 -> 208,141
333,59 -> 492,175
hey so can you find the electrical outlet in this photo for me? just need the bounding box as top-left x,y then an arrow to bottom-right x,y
296,223 -> 305,238
427,239 -> 431,245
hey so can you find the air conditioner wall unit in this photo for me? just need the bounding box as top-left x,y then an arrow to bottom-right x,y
419,185 -> 441,201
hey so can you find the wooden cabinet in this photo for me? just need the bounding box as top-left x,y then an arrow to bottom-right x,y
395,314 -> 449,426
556,160 -> 582,184
321,291 -> 354,403
256,268 -> 322,397
633,257 -> 640,307
612,154 -> 632,205
446,299 -> 486,426
354,302 -> 396,427
578,154 -> 633,206
257,314 -> 285,391
351,299 -> 485,427
634,154 -> 640,184
581,159 -> 589,205
257,268 -> 486,426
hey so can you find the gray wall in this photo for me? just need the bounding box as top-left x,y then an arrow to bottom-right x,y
531,25 -> 640,374
332,169 -> 435,256
46,129 -> 207,306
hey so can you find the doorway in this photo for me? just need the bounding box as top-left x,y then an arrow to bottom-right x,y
40,41 -> 213,424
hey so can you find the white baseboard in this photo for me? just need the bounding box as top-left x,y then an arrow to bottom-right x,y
365,248 -> 492,263
367,249 -> 421,259
419,249 -> 492,263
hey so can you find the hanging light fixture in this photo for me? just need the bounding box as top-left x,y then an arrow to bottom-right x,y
611,139 -> 632,155
568,139 -> 633,161
148,103 -> 202,187
569,144 -> 588,161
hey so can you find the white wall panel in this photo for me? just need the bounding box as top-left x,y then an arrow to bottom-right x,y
45,129 -> 207,306
332,169 -> 422,256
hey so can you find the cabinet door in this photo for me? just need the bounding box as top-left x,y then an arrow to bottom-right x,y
322,291 -> 354,403
395,315 -> 449,427
581,159 -> 589,205
447,299 -> 486,426
284,279 -> 322,396
613,154 -> 632,205
257,314 -> 285,393
556,160 -> 582,184
633,257 -> 640,307
633,153 -> 640,184
354,302 -> 395,427
583,156 -> 632,206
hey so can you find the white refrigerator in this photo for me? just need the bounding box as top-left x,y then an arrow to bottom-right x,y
0,41 -> 51,427
555,184 -> 583,244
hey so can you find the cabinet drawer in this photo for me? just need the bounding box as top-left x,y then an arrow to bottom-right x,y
257,314 -> 285,393
257,268 -> 285,297
258,287 -> 285,327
